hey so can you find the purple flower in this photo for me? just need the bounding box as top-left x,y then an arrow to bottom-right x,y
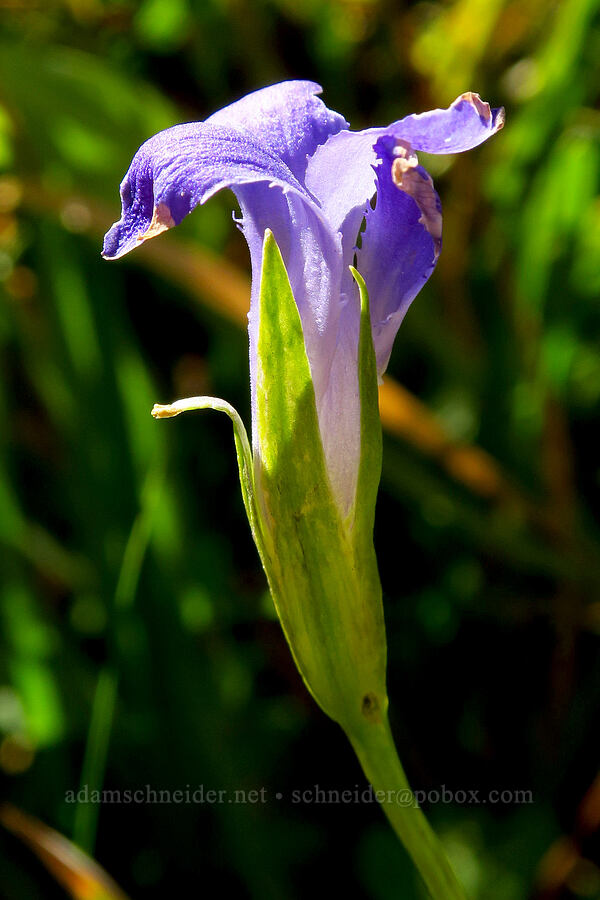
103,82 -> 503,516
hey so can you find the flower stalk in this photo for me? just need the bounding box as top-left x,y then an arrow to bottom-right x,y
350,715 -> 468,900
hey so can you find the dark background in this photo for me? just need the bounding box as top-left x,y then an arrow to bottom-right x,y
0,0 -> 599,897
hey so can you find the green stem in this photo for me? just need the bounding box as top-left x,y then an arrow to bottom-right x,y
349,715 -> 468,900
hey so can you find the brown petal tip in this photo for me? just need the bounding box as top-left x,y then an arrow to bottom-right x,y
138,203 -> 175,244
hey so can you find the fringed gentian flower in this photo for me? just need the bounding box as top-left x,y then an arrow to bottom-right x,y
103,82 -> 503,900
103,82 -> 503,515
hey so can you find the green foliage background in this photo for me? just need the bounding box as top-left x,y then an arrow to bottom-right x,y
0,1 -> 599,897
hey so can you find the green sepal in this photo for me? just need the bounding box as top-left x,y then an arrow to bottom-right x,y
151,396 -> 267,563
255,231 -> 387,733
348,267 -> 386,673
350,265 -> 382,541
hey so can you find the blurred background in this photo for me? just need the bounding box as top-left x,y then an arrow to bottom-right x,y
0,0 -> 599,897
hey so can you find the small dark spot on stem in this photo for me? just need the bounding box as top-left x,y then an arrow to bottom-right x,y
361,692 -> 380,721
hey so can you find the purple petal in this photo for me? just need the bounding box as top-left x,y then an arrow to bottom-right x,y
305,129 -> 379,264
316,300 -> 361,518
382,92 -> 505,155
102,122 -> 313,260
304,92 -> 503,252
207,80 -> 348,182
237,182 -> 344,391
357,136 -> 441,376
235,182 -> 355,512
101,83 -> 354,511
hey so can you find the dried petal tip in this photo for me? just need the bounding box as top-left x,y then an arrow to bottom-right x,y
391,140 -> 419,172
391,146 -> 442,258
138,203 -> 176,244
454,92 -> 505,131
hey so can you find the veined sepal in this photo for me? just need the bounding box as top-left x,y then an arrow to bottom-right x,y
254,230 -> 387,733
350,265 -> 382,540
348,267 -> 385,677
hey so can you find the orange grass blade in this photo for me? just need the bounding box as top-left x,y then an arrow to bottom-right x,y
0,804 -> 130,900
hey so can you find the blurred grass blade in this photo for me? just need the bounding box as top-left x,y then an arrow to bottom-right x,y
73,669 -> 118,855
0,804 -> 131,900
114,456 -> 165,613
74,459 -> 165,854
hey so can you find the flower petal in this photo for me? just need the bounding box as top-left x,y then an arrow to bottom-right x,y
304,92 -> 503,250
382,92 -> 505,155
207,80 -> 348,182
235,182 -> 351,511
305,129 -> 379,256
102,122 -> 312,260
357,136 -> 441,376
315,302 -> 361,519
101,89 -> 352,509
